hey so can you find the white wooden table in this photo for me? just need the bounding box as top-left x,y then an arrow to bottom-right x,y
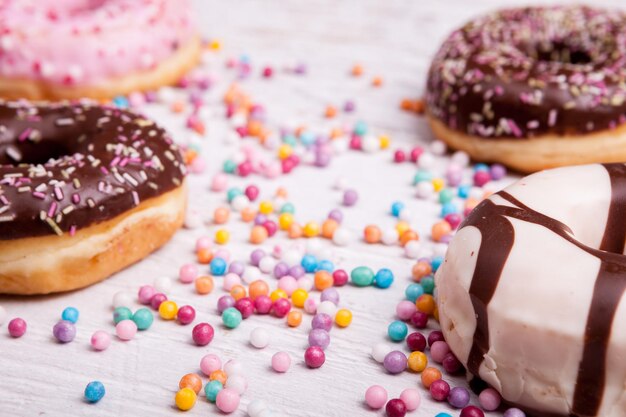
1,1 -> 623,416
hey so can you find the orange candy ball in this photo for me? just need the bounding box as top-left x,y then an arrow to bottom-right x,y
286,310 -> 302,327
364,225 -> 382,244
230,285 -> 247,301
431,221 -> 452,242
197,248 -> 213,264
412,261 -> 432,281
209,370 -> 227,385
249,280 -> 269,301
288,223 -> 303,239
241,207 -> 257,222
416,294 -> 436,315
321,219 -> 339,239
195,276 -> 214,295
421,367 -> 442,388
314,271 -> 334,291
179,373 -> 202,394
399,230 -> 419,246
213,207 -> 230,224
250,225 -> 269,244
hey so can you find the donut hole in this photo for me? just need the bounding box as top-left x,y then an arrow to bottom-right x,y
1,142 -> 73,166
531,40 -> 593,65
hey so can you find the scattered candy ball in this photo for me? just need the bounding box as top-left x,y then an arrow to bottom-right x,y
385,398 -> 407,417
8,317 -> 27,338
399,388 -> 421,411
365,385 -> 388,409
177,305 -> 196,325
272,351 -> 291,373
132,308 -> 154,330
90,330 -> 112,351
216,388 -> 240,413
200,354 -> 222,376
222,307 -> 243,329
175,387 -> 197,411
158,300 -> 178,320
179,373 -> 203,394
53,320 -> 76,343
250,327 -> 270,349
461,405 -> 486,417
61,307 -> 79,323
204,380 -> 223,402
478,387 -> 502,411
192,322 -> 215,346
371,343 -> 392,363
304,346 -> 326,368
334,309 -> 352,327
84,381 -> 106,403
387,320 -> 408,342
115,320 -> 138,341
383,350 -> 407,374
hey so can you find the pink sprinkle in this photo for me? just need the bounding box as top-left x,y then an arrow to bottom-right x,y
100,166 -> 109,175
48,202 -> 57,218
54,187 -> 64,201
32,191 -> 46,200
507,119 -> 522,138
69,225 -> 77,236
132,191 -> 139,206
0,195 -> 9,205
548,109 -> 558,127
18,128 -> 32,142
110,156 -> 120,167
72,193 -> 80,204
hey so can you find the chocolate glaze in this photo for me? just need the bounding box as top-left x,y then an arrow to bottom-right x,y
460,164 -> 626,416
0,101 -> 186,240
426,6 -> 626,139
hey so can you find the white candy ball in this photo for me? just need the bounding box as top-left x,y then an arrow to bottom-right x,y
0,305 -> 6,325
417,152 -> 435,169
112,291 -> 133,308
429,140 -> 447,155
398,208 -> 412,222
242,266 -> 261,284
225,374 -> 248,394
250,327 -> 270,349
184,209 -> 203,229
258,257 -> 277,274
282,249 -> 302,266
332,228 -> 352,246
317,300 -> 337,317
248,399 -> 268,417
231,195 -> 251,211
297,276 -> 314,291
416,181 -> 435,199
381,228 -> 398,245
224,359 -> 244,376
232,151 -> 246,164
371,343 -> 392,363
361,135 -> 379,153
451,150 -> 470,167
404,240 -> 422,259
153,276 -> 173,293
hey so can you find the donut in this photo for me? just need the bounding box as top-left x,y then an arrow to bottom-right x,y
0,0 -> 201,100
0,101 -> 187,294
435,163 -> 626,416
425,6 -> 626,173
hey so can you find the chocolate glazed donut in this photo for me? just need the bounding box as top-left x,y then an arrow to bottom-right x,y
435,163 -> 626,416
426,6 -> 626,173
0,101 -> 187,294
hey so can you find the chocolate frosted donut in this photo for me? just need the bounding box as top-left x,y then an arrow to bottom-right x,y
436,163 -> 626,416
426,6 -> 626,172
0,101 -> 187,294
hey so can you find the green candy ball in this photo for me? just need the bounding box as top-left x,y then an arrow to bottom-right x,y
113,307 -> 133,324
132,308 -> 154,330
351,266 -> 375,287
222,307 -> 242,329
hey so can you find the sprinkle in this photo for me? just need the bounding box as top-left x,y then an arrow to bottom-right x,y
54,187 -> 64,201
45,217 -> 63,236
55,118 -> 75,126
47,202 -> 57,218
132,191 -> 140,206
32,191 -> 46,200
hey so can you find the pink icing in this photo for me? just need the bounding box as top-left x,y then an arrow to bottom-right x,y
0,0 -> 196,85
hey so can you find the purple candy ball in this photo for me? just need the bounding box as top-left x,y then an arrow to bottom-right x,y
320,288 -> 340,305
228,261 -> 245,276
503,408 -> 526,417
254,214 -> 268,226
217,295 -> 236,314
311,313 -> 333,331
448,387 -> 470,408
273,262 -> 289,278
490,163 -> 507,180
308,328 -> 330,350
53,320 -> 76,343
342,189 -> 358,206
250,249 -> 266,267
328,209 -> 343,223
314,151 -> 331,167
383,351 -> 407,374
289,265 -> 305,279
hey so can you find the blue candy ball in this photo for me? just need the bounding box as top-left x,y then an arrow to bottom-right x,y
210,257 -> 227,276
441,202 -> 457,217
388,320 -> 408,342
374,268 -> 394,289
316,259 -> 335,273
457,184 -> 471,198
391,201 -> 405,217
431,256 -> 444,272
204,380 -> 223,402
405,283 -> 424,302
61,307 -> 79,323
84,381 -> 106,403
300,254 -> 318,273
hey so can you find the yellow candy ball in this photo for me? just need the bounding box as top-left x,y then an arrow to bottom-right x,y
303,221 -> 320,238
278,213 -> 294,230
259,200 -> 274,215
270,289 -> 288,302
278,144 -> 293,160
395,221 -> 410,236
159,300 -> 179,320
432,178 -> 445,192
335,309 -> 353,328
215,229 -> 230,245
379,134 -> 391,149
291,289 -> 309,308
175,387 -> 197,411
408,351 -> 428,373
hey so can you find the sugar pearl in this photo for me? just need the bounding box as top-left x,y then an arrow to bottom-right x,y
216,388 -> 240,413
250,327 -> 270,349
479,387 -> 502,411
258,257 -> 276,273
248,399 -> 268,417
137,285 -> 156,304
365,385 -> 388,409
271,351 -> 291,373
416,181 -> 435,199
224,359 -> 244,376
90,330 -> 111,351
381,228 -> 398,245
400,388 -> 421,411
417,152 -> 435,169
200,354 -> 222,376
404,240 -> 421,259
115,320 -> 137,341
332,228 -> 352,246
154,276 -> 173,293
371,343 -> 392,363
316,301 -> 337,317
112,291 -> 133,308
225,375 -> 247,395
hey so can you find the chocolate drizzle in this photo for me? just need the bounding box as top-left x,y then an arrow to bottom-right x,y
461,163 -> 626,416
0,101 -> 186,240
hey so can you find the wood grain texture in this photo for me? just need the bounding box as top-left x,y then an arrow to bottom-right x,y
1,1 -> 624,416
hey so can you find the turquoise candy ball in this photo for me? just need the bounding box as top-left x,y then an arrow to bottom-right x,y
405,283 -> 424,302
204,380 -> 223,402
374,268 -> 394,289
132,308 -> 154,330
222,307 -> 243,329
84,381 -> 106,403
421,276 -> 435,294
280,202 -> 296,214
226,187 -> 243,202
438,188 -> 455,204
113,307 -> 133,324
61,307 -> 79,323
388,320 -> 408,342
223,160 -> 237,174
351,266 -> 375,287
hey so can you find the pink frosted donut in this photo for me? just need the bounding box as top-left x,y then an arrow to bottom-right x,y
0,0 -> 201,100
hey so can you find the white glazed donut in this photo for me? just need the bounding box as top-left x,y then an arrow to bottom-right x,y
435,163 -> 626,417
